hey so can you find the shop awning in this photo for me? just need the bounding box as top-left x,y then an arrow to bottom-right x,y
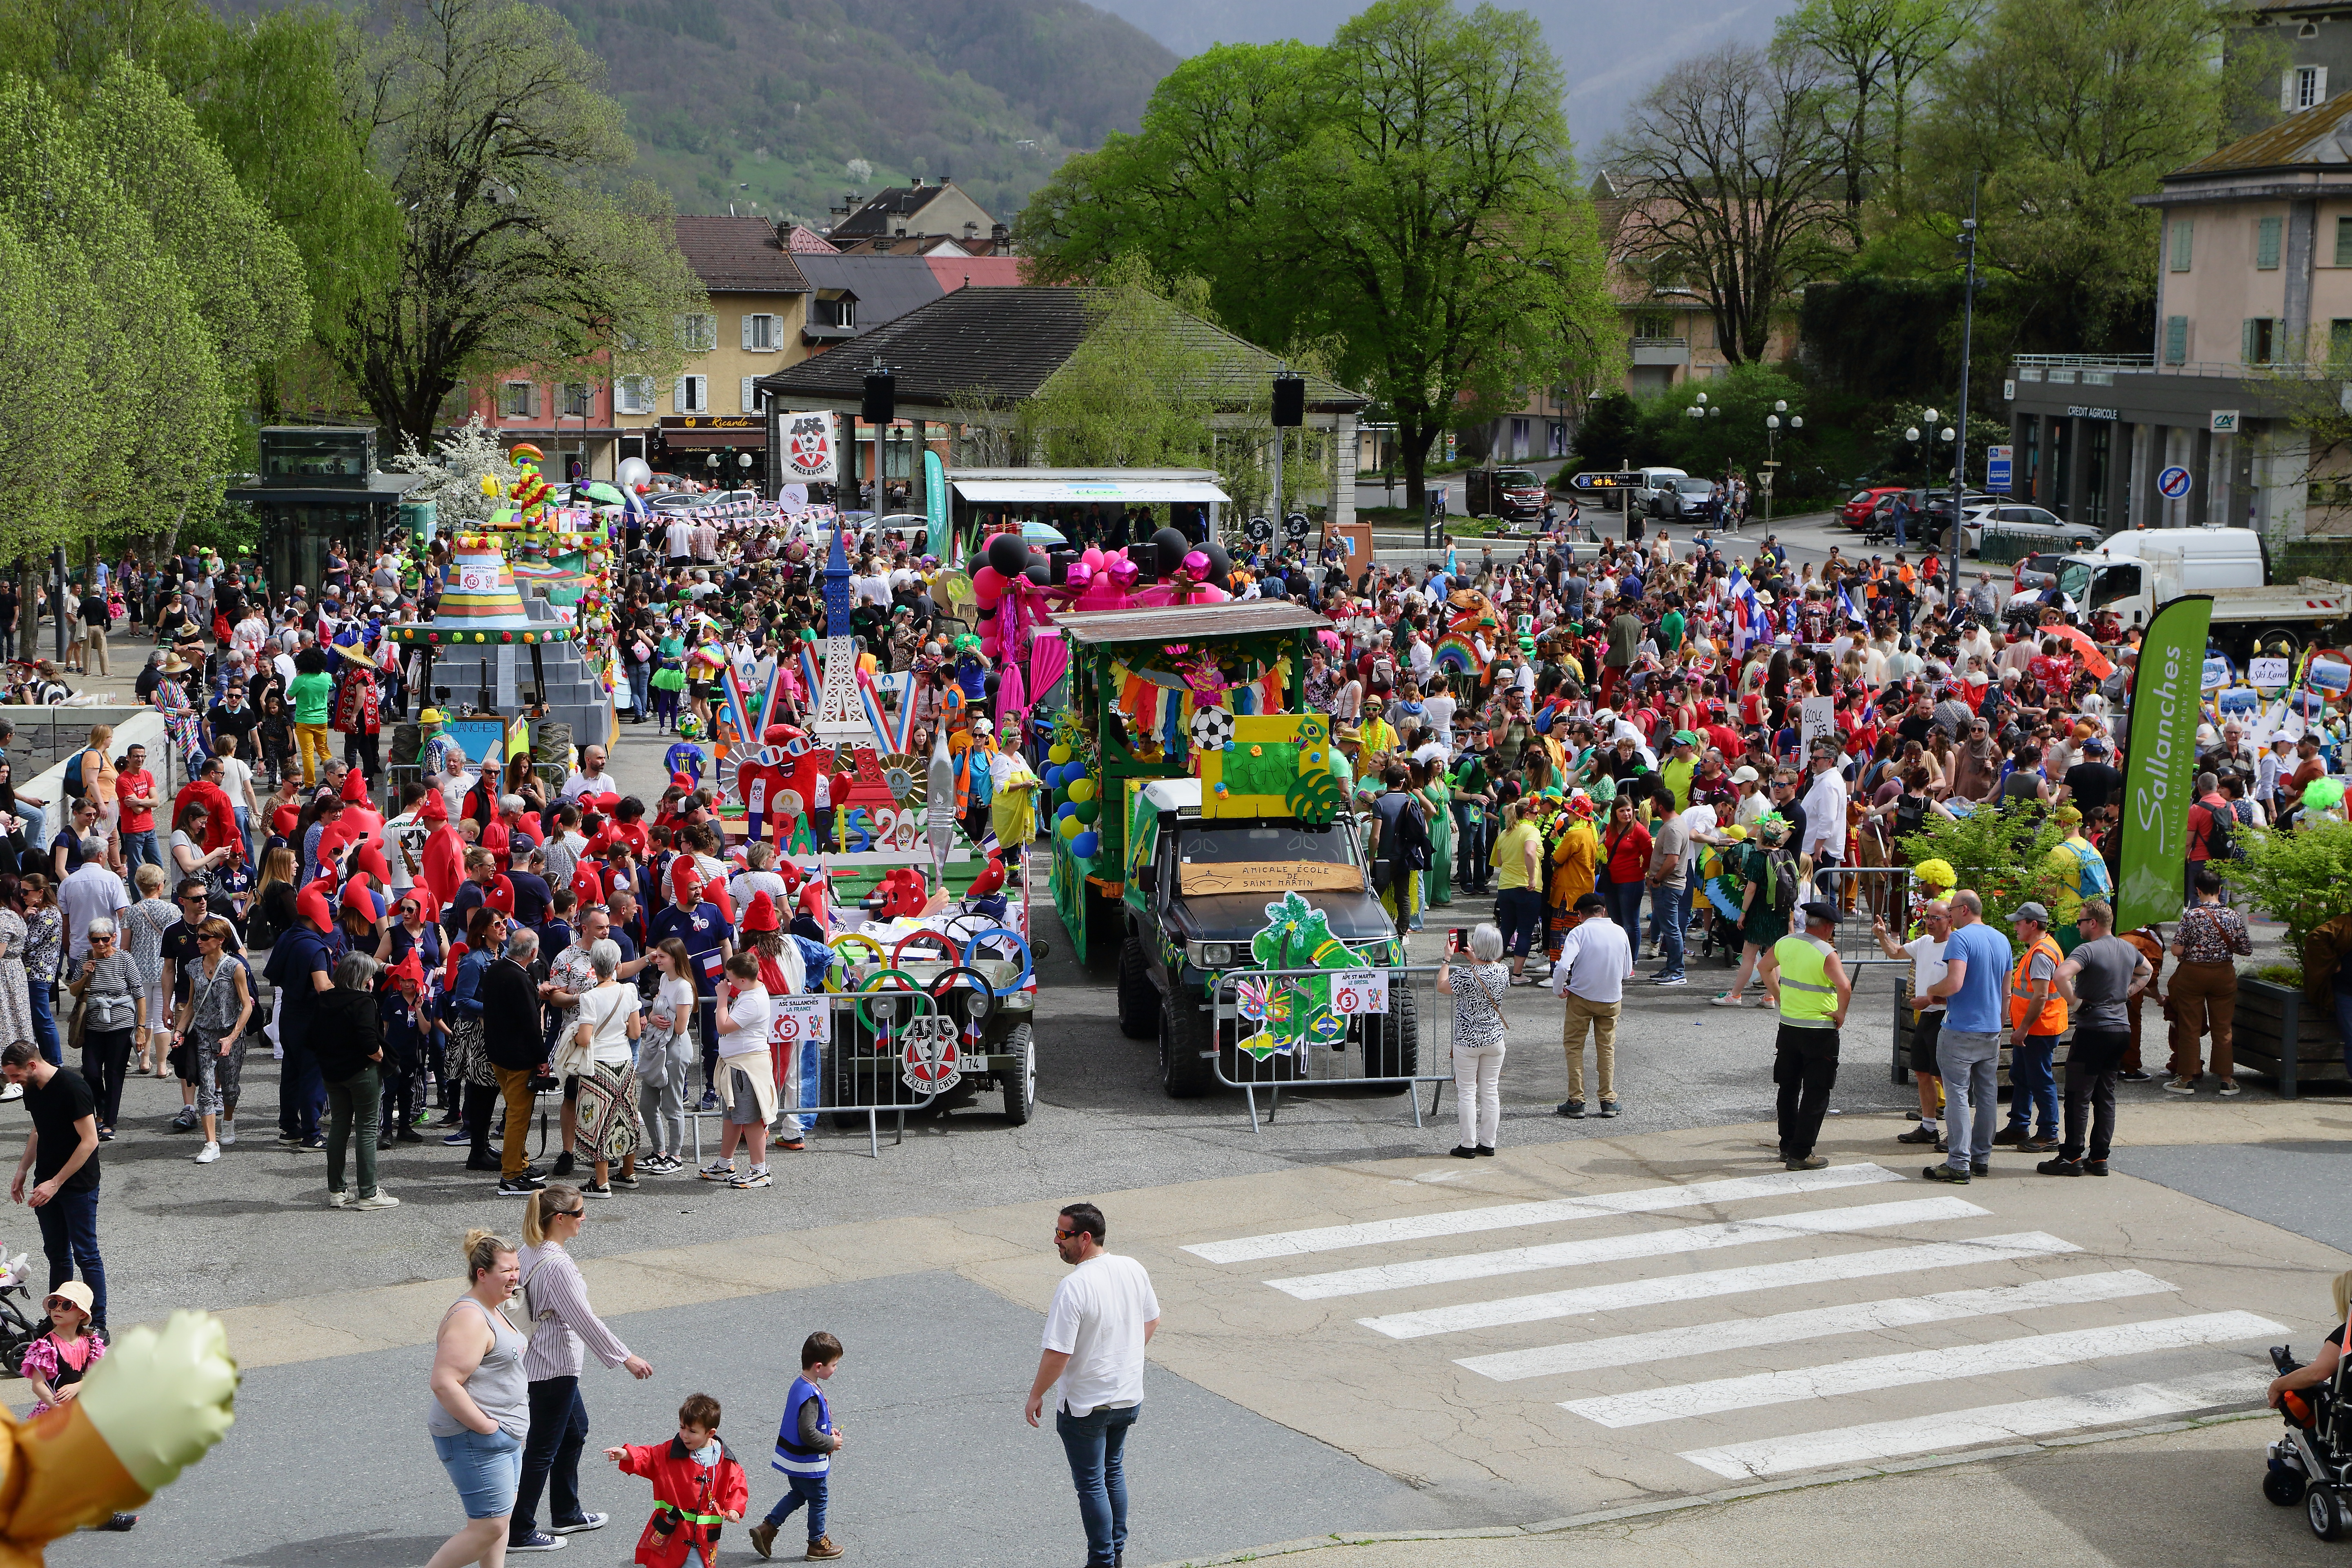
952,478 -> 1230,505
658,428 -> 767,449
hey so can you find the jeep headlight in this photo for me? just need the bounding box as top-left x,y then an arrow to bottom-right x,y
1186,940 -> 1235,968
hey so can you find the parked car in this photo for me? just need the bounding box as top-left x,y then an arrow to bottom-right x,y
1842,486 -> 1909,530
1958,502 -> 2100,557
1634,466 -> 1690,518
1659,476 -> 1718,523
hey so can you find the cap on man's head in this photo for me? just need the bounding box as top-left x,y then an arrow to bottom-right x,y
2010,900 -> 2052,925
1798,900 -> 1841,925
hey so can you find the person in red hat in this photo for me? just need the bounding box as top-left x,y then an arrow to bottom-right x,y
338,765 -> 384,837
647,860 -> 733,1114
264,878 -> 342,1148
736,891 -> 808,1154
377,948 -> 429,1149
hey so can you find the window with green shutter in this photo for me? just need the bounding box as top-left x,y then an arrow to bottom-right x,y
2165,316 -> 2188,363
2334,319 -> 2352,363
2338,217 -> 2352,267
2170,220 -> 2193,272
2258,215 -> 2283,269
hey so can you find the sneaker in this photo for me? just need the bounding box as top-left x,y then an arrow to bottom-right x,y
1922,1164 -> 1970,1184
1990,1125 -> 2026,1146
1895,1124 -> 1940,1145
414,1109 -> 436,1126
377,1134 -> 395,1151
2036,1156 -> 2082,1176
276,1130 -> 304,1145
1651,972 -> 1688,987
169,1108 -> 198,1131
299,1135 -> 325,1150
1556,1098 -> 1586,1119
351,1192 -> 401,1211
552,1151 -> 577,1178
326,1189 -> 349,1208
194,1141 -> 220,1164
731,1165 -> 773,1189
2020,1135 -> 2062,1153
581,1183 -> 613,1200
778,1138 -> 806,1153
2162,1076 -> 2198,1095
508,1531 -> 569,1553
2082,1159 -> 2109,1176
548,1514 -> 607,1535
219,1122 -> 236,1147
806,1538 -> 842,1562
699,1161 -> 737,1182
610,1172 -> 640,1190
496,1175 -> 546,1196
1597,1100 -> 1620,1118
697,1090 -> 720,1112
97,1514 -> 136,1532
750,1520 -> 779,1559
1710,991 -> 1751,1007
395,1127 -> 424,1144
96,1127 -> 113,1143
1784,1154 -> 1828,1171
441,1129 -> 472,1146
1973,1161 -> 1991,1176
2119,1069 -> 2152,1082
2217,1079 -> 2241,1098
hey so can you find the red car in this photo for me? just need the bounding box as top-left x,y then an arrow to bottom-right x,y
1842,486 -> 1908,530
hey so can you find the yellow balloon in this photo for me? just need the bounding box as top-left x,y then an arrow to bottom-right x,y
479,474 -> 499,496
1058,814 -> 1083,840
1068,777 -> 1096,803
1048,744 -> 1073,765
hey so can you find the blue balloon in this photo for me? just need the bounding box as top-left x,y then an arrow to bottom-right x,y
1071,830 -> 1100,858
1047,762 -> 1073,789
1056,800 -> 1078,820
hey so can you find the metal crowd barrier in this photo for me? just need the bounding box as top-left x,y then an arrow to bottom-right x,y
1808,865 -> 1914,962
685,986 -> 952,1158
1204,962 -> 1454,1132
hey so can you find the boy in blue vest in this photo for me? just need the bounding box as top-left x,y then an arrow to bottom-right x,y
748,1331 -> 845,1561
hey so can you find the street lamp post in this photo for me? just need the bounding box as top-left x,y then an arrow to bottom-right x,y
1763,398 -> 1802,532
1685,392 -> 1721,528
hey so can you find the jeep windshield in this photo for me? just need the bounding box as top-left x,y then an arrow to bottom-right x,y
1178,824 -> 1355,866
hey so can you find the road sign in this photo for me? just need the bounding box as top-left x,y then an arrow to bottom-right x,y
1570,471 -> 1643,490
2158,465 -> 2193,500
1985,444 -> 2013,492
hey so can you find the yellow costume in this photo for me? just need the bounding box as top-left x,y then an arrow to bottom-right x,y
1551,815 -> 1598,910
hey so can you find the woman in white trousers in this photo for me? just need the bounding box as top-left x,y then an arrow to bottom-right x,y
1439,923 -> 1511,1157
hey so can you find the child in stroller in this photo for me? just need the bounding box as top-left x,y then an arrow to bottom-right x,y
2266,1267 -> 2352,1541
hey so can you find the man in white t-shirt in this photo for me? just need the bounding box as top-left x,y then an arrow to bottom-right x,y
1025,1202 -> 1160,1568
664,515 -> 693,566
1873,898 -> 1951,1146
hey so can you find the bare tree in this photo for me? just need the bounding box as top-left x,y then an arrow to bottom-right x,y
1605,44 -> 1849,365
1773,0 -> 1986,228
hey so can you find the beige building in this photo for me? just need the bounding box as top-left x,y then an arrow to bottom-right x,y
823,178 -> 1009,256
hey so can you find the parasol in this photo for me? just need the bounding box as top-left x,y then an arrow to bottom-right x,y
578,481 -> 626,506
2046,624 -> 2114,680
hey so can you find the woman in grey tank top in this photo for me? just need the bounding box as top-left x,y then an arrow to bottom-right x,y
425,1229 -> 532,1568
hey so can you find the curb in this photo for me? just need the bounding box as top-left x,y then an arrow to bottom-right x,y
1142,1403 -> 2270,1567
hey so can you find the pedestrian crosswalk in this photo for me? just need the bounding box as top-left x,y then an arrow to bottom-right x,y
1181,1162 -> 2282,1483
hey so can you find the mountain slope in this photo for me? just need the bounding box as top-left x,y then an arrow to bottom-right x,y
1082,0 -> 1793,149
548,0 -> 1176,227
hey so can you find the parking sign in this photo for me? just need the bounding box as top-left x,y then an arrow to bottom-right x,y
1985,445 -> 2013,492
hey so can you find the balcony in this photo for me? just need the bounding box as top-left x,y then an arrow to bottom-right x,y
2011,352 -> 2319,381
1630,336 -> 1690,367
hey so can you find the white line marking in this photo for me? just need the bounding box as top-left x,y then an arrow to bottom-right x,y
1361,1233 -> 2082,1340
1458,1270 -> 2177,1381
1268,1196 -> 1986,1301
1676,1368 -> 2271,1479
1563,1310 -> 2284,1428
1187,1164 -> 1902,1264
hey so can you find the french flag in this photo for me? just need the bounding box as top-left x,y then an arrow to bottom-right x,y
1728,570 -> 1762,633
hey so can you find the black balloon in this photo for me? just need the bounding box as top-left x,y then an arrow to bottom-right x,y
1152,526 -> 1190,579
987,532 -> 1031,578
1200,540 -> 1233,589
1025,560 -> 1051,586
984,672 -> 1002,699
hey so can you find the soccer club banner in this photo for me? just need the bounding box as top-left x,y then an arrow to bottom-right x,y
781,411 -> 838,483
2116,595 -> 2214,932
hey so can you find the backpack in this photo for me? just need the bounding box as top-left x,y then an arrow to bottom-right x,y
1893,792 -> 1929,840
2065,838 -> 2112,900
2198,802 -> 2234,863
62,750 -> 85,801
1760,845 -> 1801,915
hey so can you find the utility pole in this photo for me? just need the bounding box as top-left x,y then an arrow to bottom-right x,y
1951,174 -> 1981,564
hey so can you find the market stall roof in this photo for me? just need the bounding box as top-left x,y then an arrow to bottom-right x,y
952,470 -> 1230,506
1056,602 -> 1328,648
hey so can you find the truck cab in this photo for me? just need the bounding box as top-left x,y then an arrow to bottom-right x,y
2045,526 -> 2350,660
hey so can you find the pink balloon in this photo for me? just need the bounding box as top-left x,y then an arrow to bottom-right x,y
1182,550 -> 1211,578
972,564 -> 1006,608
981,634 -> 1003,657
1187,584 -> 1232,603
1081,546 -> 1106,572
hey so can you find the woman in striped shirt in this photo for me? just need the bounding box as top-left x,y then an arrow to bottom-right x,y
508,1185 -> 655,1553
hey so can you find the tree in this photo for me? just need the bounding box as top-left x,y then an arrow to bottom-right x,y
1606,44 -> 1849,367
0,217 -> 96,557
1566,390 -> 1642,475
1019,0 -> 1620,512
1772,0 -> 1985,226
1910,0 -> 2244,343
331,0 -> 706,446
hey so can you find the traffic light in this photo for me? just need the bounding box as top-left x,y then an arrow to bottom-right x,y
1271,374 -> 1305,429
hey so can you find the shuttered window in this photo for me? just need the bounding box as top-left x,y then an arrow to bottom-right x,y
742,314 -> 781,352
673,375 -> 708,413
2169,220 -> 2193,272
2258,215 -> 2283,270
2164,316 -> 2188,365
616,376 -> 653,415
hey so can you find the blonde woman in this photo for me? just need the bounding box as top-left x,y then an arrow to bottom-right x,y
425,1230 -> 528,1568
172,915 -> 252,1163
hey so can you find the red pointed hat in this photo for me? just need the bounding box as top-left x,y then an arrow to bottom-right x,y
389,949 -> 425,988
341,769 -> 371,804
669,857 -> 703,899
740,889 -> 780,933
341,876 -> 381,919
419,789 -> 449,824
296,880 -> 334,933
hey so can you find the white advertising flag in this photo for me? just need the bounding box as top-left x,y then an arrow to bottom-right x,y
781,410 -> 837,483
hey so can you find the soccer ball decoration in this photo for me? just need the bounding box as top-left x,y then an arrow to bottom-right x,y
1189,706 -> 1236,753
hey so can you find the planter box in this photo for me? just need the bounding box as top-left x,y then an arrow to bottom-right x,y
1889,982 -> 2067,1093
2231,975 -> 2348,1099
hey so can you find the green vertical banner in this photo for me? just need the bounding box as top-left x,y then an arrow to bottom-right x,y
2116,594 -> 2214,931
924,450 -> 949,559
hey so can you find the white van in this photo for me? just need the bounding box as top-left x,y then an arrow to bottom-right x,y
1634,466 -> 1689,518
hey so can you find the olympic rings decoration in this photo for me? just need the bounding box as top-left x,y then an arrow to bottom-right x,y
854,967 -> 928,1033
926,964 -> 997,1032
957,927 -> 1034,994
826,932 -> 888,988
891,929 -> 961,967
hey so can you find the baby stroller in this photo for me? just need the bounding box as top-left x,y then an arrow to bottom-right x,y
2267,1339 -> 2352,1539
0,1247 -> 47,1376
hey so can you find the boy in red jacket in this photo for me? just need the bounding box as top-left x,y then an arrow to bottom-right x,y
604,1392 -> 750,1568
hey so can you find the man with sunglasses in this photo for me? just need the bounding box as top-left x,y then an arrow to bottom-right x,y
1025,1203 -> 1158,1568
159,879 -> 243,1137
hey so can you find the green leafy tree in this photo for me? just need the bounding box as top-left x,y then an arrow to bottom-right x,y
0,217 -> 96,558
1771,0 -> 1985,225
1019,0 -> 1620,513
2216,822 -> 2352,973
1896,804 -> 2072,949
1565,389 -> 1642,476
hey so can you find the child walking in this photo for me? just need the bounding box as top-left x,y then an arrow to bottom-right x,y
748,1332 -> 844,1561
605,1391 -> 749,1568
20,1283 -> 137,1534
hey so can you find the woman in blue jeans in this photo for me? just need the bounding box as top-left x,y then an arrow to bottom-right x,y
426,1229 -> 530,1568
1599,796 -> 1653,952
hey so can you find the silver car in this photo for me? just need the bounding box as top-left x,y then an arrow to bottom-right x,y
1958,503 -> 2100,557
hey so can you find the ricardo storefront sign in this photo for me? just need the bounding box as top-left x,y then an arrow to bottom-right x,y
658,414 -> 766,448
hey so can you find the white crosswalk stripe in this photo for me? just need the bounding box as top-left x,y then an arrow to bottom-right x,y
1268,1196 -> 1985,1301
1361,1231 -> 2081,1339
1185,1163 -> 1902,1264
1676,1369 -> 2272,1479
1560,1310 -> 2283,1427
1182,1160 -> 2290,1480
1456,1270 -> 2179,1381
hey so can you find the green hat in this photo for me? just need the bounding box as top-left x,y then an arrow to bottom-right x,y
1673,729 -> 1701,747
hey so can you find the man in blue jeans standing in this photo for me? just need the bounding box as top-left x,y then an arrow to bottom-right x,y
1026,1202 -> 1160,1568
1921,889 -> 2013,1183
0,1040 -> 105,1334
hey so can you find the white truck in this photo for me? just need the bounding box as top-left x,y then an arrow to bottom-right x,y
2027,526 -> 2352,662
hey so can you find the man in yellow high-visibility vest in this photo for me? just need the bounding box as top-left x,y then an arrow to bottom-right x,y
1759,900 -> 1853,1171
